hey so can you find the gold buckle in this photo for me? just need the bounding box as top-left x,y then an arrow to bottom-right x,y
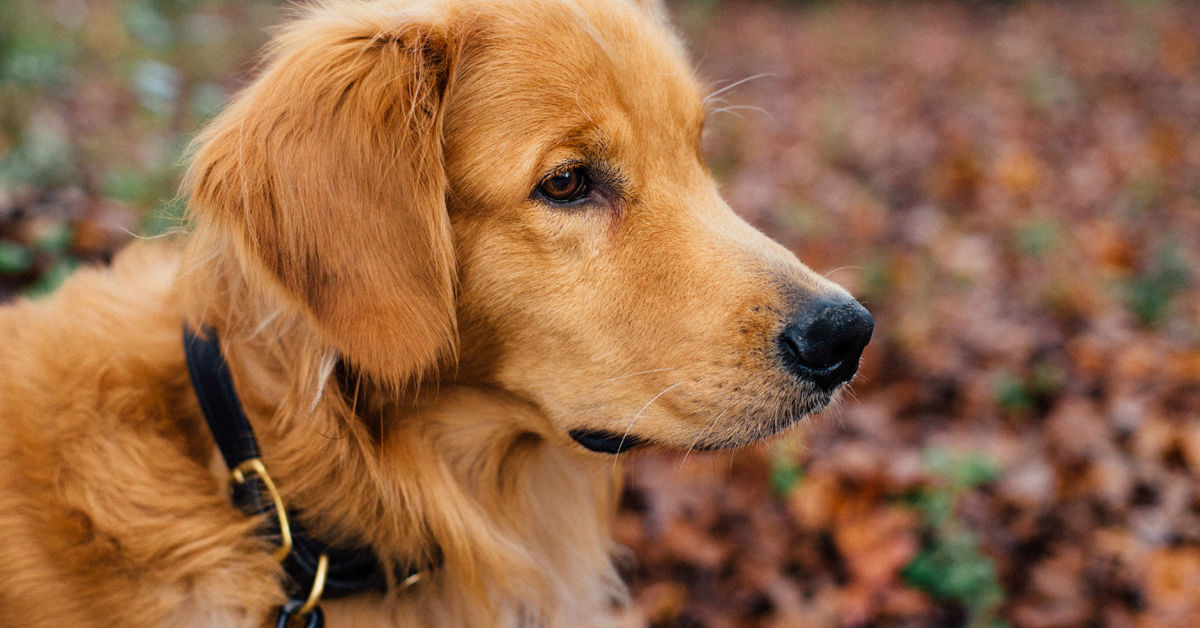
230,458 -> 293,562
297,553 -> 329,615
230,458 -> 328,617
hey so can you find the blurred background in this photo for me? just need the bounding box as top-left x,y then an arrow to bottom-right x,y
2,0 -> 1198,626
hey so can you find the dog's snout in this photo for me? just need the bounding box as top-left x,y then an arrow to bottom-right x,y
777,297 -> 874,390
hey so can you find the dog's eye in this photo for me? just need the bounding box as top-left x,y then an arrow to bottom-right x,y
537,165 -> 590,203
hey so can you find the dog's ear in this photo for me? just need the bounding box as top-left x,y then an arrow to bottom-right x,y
184,9 -> 458,387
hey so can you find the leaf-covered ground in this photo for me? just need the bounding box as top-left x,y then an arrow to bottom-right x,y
3,1 -> 1199,626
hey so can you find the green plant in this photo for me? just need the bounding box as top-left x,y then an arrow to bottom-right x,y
768,435 -> 807,497
1126,241 -> 1191,329
0,241 -> 34,275
993,371 -> 1033,414
902,449 -> 1006,628
25,257 -> 79,298
1014,218 -> 1059,257
993,360 -> 1063,416
21,222 -> 76,298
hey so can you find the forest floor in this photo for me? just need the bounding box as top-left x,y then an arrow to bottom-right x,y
3,1 -> 1199,626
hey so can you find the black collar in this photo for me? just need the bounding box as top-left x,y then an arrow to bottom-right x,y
183,325 -> 426,616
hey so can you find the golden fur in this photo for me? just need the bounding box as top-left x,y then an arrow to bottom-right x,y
0,0 -> 860,625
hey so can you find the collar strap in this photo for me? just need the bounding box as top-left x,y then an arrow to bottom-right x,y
183,325 -> 424,608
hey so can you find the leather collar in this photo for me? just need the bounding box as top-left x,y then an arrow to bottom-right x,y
183,325 -> 431,616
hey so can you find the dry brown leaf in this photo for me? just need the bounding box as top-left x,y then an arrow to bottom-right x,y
1138,548 -> 1200,628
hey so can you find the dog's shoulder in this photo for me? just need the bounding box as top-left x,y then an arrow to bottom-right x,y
0,239 -> 195,442
0,239 -> 286,626
1,240 -> 184,364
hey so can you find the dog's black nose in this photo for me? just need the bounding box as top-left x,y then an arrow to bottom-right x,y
777,297 -> 874,391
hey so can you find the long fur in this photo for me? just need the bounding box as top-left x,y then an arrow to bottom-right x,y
0,0 -> 857,625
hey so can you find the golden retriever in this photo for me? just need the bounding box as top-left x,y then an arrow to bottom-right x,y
0,0 -> 872,625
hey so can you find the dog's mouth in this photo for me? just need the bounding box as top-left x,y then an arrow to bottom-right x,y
569,387 -> 840,455
569,428 -> 647,454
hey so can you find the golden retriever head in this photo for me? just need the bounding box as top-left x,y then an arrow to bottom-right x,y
186,0 -> 872,453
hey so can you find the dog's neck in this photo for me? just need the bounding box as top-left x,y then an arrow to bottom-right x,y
179,239 -> 627,623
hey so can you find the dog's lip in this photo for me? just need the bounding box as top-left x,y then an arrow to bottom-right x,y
570,388 -> 837,454
569,428 -> 647,454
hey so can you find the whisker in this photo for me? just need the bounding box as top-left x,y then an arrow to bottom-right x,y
710,104 -> 768,116
703,73 -> 773,104
599,367 -> 679,384
122,226 -> 183,241
820,394 -> 849,429
680,410 -> 725,469
711,108 -> 745,121
822,265 -> 864,280
613,380 -> 685,469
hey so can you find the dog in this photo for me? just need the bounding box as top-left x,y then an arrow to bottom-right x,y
0,0 -> 873,625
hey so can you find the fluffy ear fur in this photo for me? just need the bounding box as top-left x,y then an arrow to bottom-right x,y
630,0 -> 668,22
184,7 -> 458,387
